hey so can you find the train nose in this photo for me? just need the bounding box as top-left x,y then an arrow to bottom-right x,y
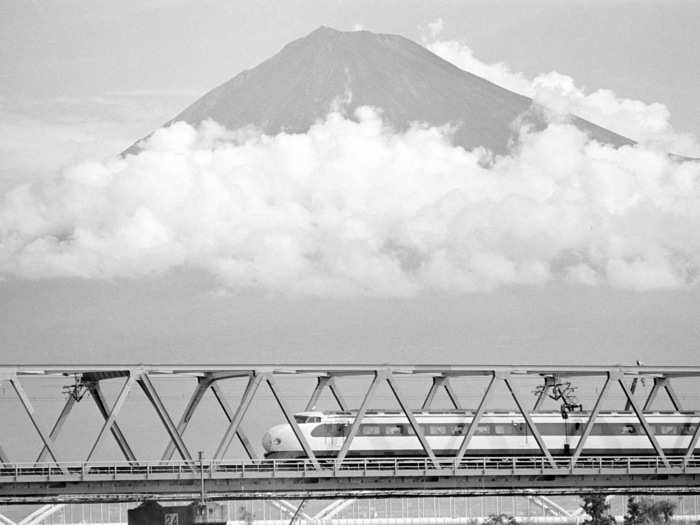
262,426 -> 285,452
262,431 -> 272,452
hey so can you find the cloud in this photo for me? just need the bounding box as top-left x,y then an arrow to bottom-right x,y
426,18 -> 444,39
0,109 -> 134,190
1,109 -> 698,296
0,93 -> 198,191
423,23 -> 700,157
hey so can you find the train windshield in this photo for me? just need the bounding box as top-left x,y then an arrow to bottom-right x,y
294,415 -> 322,423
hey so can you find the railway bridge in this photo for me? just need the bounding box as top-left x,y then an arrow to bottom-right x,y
0,364 -> 699,507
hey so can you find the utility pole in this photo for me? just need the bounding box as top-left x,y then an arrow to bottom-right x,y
199,451 -> 206,504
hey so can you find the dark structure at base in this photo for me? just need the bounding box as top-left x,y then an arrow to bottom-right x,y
128,501 -> 225,525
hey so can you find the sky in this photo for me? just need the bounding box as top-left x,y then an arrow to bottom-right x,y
0,0 -> 699,365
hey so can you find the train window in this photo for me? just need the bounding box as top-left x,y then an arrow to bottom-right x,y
403,425 -> 430,435
311,424 -> 347,437
474,424 -> 490,435
429,425 -> 447,435
621,424 -> 638,435
569,422 -> 582,434
294,415 -> 309,423
681,424 -> 697,435
452,424 -> 466,435
385,424 -> 403,435
590,423 -> 606,436
513,423 -> 526,436
494,425 -> 511,435
657,425 -> 677,435
361,425 -> 381,436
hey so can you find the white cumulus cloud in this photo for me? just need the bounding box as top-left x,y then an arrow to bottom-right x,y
423,23 -> 700,157
1,108 -> 699,296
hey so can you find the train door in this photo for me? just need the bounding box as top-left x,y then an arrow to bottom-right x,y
513,419 -> 526,450
324,423 -> 347,455
566,420 -> 583,455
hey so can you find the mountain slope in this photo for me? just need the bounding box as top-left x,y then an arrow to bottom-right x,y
127,26 -> 633,154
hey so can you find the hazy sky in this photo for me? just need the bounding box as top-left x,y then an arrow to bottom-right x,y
0,0 -> 699,365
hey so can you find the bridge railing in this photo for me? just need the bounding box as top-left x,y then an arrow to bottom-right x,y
1,455 -> 699,481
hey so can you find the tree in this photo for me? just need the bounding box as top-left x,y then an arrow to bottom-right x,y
652,499 -> 676,523
624,496 -> 643,525
238,506 -> 254,525
581,494 -> 616,525
624,497 -> 676,525
484,513 -> 518,525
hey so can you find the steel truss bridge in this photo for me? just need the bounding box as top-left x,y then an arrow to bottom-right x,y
1,364 -> 699,507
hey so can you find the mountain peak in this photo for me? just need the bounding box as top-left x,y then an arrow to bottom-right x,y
308,25 -> 342,36
304,26 -> 376,39
126,27 -> 632,155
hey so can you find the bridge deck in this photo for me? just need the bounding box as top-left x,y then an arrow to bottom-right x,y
1,456 -> 699,503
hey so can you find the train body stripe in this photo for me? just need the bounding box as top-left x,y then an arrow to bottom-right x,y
265,448 -> 693,459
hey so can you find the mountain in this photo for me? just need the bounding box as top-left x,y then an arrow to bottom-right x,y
125,26 -> 633,155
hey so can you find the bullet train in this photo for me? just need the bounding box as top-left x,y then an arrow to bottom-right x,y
262,410 -> 700,457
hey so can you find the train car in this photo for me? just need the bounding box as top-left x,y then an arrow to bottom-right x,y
262,410 -> 700,458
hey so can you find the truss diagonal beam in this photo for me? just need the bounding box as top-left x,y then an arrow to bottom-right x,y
86,373 -> 138,462
316,499 -> 355,520
685,420 -> 700,460
503,375 -> 556,468
571,373 -> 611,465
422,376 -> 462,410
624,376 -> 640,411
421,376 -> 445,409
642,377 -> 683,412
209,381 -> 258,459
0,513 -> 16,525
325,499 -> 355,520
305,376 -> 348,412
443,379 -> 462,409
0,442 -> 9,466
528,495 -> 572,518
213,374 -> 262,461
641,377 -> 681,412
288,499 -> 308,525
386,373 -> 439,467
533,383 -> 551,412
36,395 -> 76,463
618,377 -> 669,468
305,376 -> 331,411
455,373 -> 495,463
161,376 -> 212,461
267,500 -> 311,521
664,380 -> 683,411
161,375 -> 258,460
19,504 -> 64,525
336,372 -> 382,466
265,375 -> 320,469
138,374 -> 193,462
9,378 -> 65,471
87,381 -> 137,462
327,377 -> 348,411
642,378 -> 663,411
